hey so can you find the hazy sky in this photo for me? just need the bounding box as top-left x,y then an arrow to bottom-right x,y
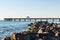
0,0 -> 60,19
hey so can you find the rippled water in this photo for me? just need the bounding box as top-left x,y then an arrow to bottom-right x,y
0,21 -> 35,39
0,20 -> 60,39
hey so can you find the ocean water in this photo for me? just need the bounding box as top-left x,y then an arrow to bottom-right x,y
0,20 -> 60,39
0,20 -> 35,39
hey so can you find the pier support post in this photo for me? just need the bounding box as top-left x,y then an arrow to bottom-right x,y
19,19 -> 21,21
40,19 -> 42,21
52,19 -> 54,22
35,19 -> 37,22
46,19 -> 48,22
30,19 -> 31,21
14,19 -> 16,21
24,19 -> 26,21
59,19 -> 60,22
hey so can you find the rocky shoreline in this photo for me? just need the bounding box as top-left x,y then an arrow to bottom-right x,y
2,21 -> 60,40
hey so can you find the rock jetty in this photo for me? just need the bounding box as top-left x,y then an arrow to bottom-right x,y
2,21 -> 60,40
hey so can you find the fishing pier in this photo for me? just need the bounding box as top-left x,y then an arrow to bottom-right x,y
4,18 -> 60,22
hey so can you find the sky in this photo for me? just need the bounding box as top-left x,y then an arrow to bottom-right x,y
0,0 -> 60,20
